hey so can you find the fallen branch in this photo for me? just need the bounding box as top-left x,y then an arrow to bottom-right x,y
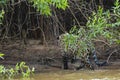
106,49 -> 118,63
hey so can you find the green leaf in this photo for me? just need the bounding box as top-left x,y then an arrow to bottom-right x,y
0,53 -> 4,59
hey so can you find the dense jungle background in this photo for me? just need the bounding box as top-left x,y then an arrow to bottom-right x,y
0,0 -> 120,73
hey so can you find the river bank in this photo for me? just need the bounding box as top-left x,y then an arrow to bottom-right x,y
0,40 -> 120,72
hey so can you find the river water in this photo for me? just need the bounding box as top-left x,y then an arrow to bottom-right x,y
2,69 -> 119,80
24,69 -> 120,80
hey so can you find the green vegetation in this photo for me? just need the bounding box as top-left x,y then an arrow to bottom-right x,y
29,0 -> 68,16
0,0 -> 68,22
0,0 -> 6,24
0,9 -> 4,24
0,52 -> 34,79
0,61 -> 34,79
60,0 -> 120,58
0,52 -> 4,59
0,0 -> 68,24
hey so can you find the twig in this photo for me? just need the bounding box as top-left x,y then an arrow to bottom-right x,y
106,49 -> 118,63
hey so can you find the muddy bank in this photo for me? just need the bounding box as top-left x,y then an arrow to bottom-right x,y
0,40 -> 120,72
0,41 -> 63,72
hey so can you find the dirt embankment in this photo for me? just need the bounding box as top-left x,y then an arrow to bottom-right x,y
0,40 -> 120,72
0,40 -> 63,72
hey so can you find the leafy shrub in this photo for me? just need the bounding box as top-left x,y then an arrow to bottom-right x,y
0,62 -> 35,79
60,0 -> 120,58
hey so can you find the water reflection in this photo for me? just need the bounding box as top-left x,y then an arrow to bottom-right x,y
32,69 -> 120,80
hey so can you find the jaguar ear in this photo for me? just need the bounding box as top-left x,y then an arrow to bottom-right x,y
57,36 -> 59,40
57,32 -> 68,40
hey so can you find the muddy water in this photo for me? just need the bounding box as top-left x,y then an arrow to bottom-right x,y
25,69 -> 120,80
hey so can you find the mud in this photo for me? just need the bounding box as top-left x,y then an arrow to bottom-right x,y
0,40 -> 120,72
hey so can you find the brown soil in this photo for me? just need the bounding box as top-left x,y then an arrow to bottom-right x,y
0,40 -> 120,72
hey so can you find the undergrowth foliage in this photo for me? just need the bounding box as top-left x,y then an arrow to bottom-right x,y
0,52 -> 34,79
0,61 -> 34,79
60,0 -> 120,58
